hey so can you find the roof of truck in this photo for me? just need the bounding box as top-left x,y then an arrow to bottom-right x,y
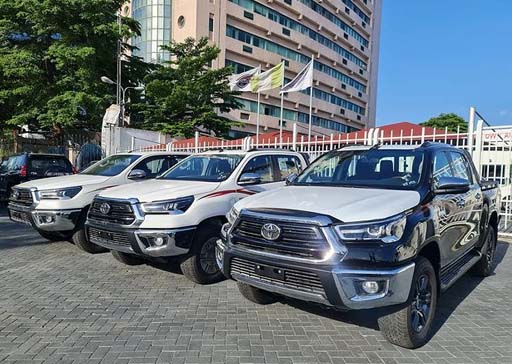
339,142 -> 454,152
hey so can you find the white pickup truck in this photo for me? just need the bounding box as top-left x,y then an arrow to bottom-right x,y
8,151 -> 189,252
85,149 -> 308,284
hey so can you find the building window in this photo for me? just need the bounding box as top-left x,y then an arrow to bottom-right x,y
342,59 -> 348,65
177,15 -> 185,28
281,59 -> 290,67
240,112 -> 250,120
228,0 -> 369,63
282,27 -> 291,36
345,7 -> 350,14
359,69 -> 364,75
284,0 -> 292,4
242,45 -> 253,53
209,14 -> 214,33
341,84 -> 346,90
243,11 -> 254,20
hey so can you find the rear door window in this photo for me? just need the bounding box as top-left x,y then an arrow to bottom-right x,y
28,156 -> 72,177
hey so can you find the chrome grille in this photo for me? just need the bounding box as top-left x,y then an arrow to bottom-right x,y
88,199 -> 136,225
10,210 -> 32,225
230,257 -> 325,295
10,189 -> 34,205
231,218 -> 330,259
87,227 -> 132,248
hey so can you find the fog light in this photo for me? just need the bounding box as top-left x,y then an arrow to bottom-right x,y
362,281 -> 380,295
154,236 -> 165,246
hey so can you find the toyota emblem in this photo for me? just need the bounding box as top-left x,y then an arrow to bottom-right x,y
261,223 -> 281,241
99,202 -> 111,215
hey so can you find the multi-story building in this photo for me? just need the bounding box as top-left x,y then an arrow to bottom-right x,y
123,0 -> 382,137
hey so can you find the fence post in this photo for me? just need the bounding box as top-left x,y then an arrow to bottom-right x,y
473,119 -> 484,172
194,131 -> 199,153
468,106 -> 476,157
292,123 -> 297,151
131,136 -> 135,151
421,127 -> 425,144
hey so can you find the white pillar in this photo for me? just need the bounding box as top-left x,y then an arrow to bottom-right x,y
468,106 -> 476,157
473,119 -> 484,173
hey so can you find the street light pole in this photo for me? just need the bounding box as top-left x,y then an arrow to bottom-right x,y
101,76 -> 144,126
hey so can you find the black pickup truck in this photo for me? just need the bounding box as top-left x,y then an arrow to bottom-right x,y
217,142 -> 500,348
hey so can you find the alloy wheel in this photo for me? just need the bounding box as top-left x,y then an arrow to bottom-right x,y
199,238 -> 219,275
410,274 -> 432,333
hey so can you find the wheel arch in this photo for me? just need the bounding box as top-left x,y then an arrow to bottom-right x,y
418,241 -> 441,275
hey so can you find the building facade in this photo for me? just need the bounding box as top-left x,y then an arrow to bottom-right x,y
126,0 -> 382,137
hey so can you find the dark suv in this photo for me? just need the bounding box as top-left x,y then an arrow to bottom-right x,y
0,153 -> 74,199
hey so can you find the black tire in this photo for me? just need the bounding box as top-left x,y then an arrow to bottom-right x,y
237,282 -> 277,305
37,230 -> 70,242
112,250 -> 144,266
472,225 -> 497,277
378,256 -> 438,349
180,222 -> 225,284
71,216 -> 108,254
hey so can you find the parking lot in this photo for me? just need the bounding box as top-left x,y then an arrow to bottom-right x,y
0,204 -> 511,364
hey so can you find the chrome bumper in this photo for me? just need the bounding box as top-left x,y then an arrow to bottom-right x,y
8,203 -> 80,231
86,221 -> 195,257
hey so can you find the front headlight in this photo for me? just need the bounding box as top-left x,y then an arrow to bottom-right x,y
141,196 -> 194,214
226,207 -> 240,225
38,187 -> 82,200
335,215 -> 407,243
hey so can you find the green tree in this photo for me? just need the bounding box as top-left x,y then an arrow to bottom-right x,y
0,0 -> 152,132
420,113 -> 468,133
136,37 -> 242,138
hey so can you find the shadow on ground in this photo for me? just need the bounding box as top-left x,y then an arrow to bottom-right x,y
278,242 -> 509,337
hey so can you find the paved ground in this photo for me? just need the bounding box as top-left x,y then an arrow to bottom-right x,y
1,204 -> 512,364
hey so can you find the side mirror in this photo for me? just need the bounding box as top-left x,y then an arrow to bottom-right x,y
128,169 -> 147,180
239,173 -> 261,186
434,176 -> 470,194
285,173 -> 298,185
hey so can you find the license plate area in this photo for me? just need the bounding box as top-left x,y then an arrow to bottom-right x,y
254,263 -> 285,280
98,230 -> 114,240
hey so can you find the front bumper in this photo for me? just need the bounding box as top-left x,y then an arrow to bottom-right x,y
85,220 -> 196,257
8,203 -> 81,232
217,239 -> 415,310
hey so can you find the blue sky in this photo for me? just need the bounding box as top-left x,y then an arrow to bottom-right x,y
376,0 -> 512,126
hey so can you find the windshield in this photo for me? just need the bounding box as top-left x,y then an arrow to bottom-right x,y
81,154 -> 140,176
295,149 -> 425,189
160,154 -> 244,182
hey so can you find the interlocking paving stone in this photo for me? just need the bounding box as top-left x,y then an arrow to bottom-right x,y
1,206 -> 512,364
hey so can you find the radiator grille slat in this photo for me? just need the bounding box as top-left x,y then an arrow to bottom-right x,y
230,257 -> 325,295
88,199 -> 136,225
88,227 -> 132,248
10,189 -> 34,205
232,217 -> 330,259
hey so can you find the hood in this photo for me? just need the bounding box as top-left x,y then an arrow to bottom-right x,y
16,174 -> 111,190
235,186 -> 421,223
98,179 -> 220,202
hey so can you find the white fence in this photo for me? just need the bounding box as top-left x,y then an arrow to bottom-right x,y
135,107 -> 512,236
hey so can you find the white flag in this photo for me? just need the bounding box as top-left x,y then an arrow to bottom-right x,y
228,66 -> 260,92
280,60 -> 314,94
